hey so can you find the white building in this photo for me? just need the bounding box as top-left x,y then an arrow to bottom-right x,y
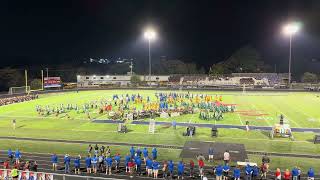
77,75 -> 170,87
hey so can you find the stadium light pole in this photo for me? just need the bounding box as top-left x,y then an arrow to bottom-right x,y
282,22 -> 300,88
144,28 -> 156,85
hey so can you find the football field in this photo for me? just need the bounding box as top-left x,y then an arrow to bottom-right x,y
0,90 -> 320,171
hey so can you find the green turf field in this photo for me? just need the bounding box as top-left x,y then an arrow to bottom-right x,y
0,90 -> 320,171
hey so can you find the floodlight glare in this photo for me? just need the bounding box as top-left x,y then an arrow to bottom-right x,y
283,23 -> 300,36
144,29 -> 156,40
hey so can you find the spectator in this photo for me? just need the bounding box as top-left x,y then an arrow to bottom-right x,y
177,161 -> 184,180
98,153 -> 104,172
214,164 -> 223,180
143,148 -> 148,164
275,168 -> 281,180
51,153 -> 58,171
233,166 -> 241,180
105,146 -> 111,157
94,144 -> 99,155
85,155 -> 91,173
146,157 -> 153,177
223,150 -> 230,165
152,147 -> 158,160
208,147 -> 214,162
135,155 -> 142,176
162,160 -> 168,179
15,149 -> 21,164
198,157 -> 205,178
130,146 -> 135,158
292,167 -> 299,180
283,169 -> 291,180
87,144 -> 93,154
261,153 -> 270,164
252,165 -> 259,180
260,163 -> 268,179
91,155 -> 98,173
245,164 -> 252,180
189,160 -> 195,177
8,149 -> 13,163
105,156 -> 112,175
152,160 -> 160,179
3,160 -> 9,169
64,154 -> 71,173
223,163 -> 230,180
32,161 -> 38,172
74,156 -> 80,174
100,145 -> 105,154
11,167 -> 19,180
307,168 -> 315,180
136,147 -> 142,157
125,154 -> 130,173
128,160 -> 135,176
114,153 -> 121,172
168,160 -> 174,178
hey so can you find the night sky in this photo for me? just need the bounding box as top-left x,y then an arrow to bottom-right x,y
1,0 -> 320,72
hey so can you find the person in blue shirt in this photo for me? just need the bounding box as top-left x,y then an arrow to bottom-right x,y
130,146 -> 135,158
8,149 -> 13,163
152,147 -> 158,160
85,155 -> 91,173
245,164 -> 252,180
172,120 -> 177,129
292,167 -> 299,180
233,166 -> 241,180
252,165 -> 259,180
214,165 -> 223,180
308,168 -> 315,180
114,154 -> 121,172
64,154 -> 71,173
168,160 -> 174,178
142,148 -> 148,164
136,148 -> 142,157
152,160 -> 160,179
51,153 -> 58,171
91,155 -> 98,173
177,161 -> 184,179
15,149 -> 21,164
105,156 -> 112,175
125,154 -> 131,173
74,156 -> 80,174
208,147 -> 214,162
135,156 -> 142,176
146,157 -> 153,177
223,164 -> 230,180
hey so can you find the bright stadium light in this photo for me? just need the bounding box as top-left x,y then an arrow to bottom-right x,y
143,27 -> 157,86
283,23 -> 300,36
144,28 -> 157,41
282,22 -> 301,89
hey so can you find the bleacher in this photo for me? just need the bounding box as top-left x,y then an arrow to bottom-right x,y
166,73 -> 289,89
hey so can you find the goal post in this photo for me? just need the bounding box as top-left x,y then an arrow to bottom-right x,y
8,86 -> 31,95
242,84 -> 246,94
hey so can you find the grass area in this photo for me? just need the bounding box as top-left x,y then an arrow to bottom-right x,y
0,90 -> 320,171
248,155 -> 320,172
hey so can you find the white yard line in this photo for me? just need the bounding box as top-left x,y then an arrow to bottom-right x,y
250,103 -> 272,127
232,96 -> 244,125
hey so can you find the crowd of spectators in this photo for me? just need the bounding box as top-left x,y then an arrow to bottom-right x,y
1,146 -> 316,180
0,94 -> 38,106
2,149 -> 38,173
